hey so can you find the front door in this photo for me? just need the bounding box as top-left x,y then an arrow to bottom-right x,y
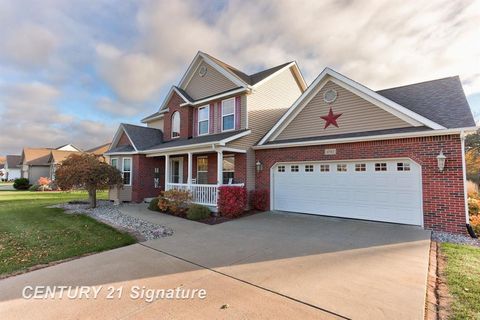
170,158 -> 183,183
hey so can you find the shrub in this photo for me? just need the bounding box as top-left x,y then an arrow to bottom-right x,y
187,204 -> 211,220
250,189 -> 269,211
29,184 -> 40,191
158,189 -> 192,216
218,186 -> 247,218
38,177 -> 51,186
470,215 -> 480,235
148,198 -> 161,212
13,178 -> 30,190
468,198 -> 480,216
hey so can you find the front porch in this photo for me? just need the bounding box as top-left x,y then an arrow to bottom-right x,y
148,148 -> 246,207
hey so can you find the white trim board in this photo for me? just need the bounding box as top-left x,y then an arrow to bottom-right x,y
258,68 -> 446,145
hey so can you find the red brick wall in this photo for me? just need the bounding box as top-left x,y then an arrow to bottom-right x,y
131,155 -> 165,203
117,132 -> 131,146
255,135 -> 467,234
163,92 -> 193,141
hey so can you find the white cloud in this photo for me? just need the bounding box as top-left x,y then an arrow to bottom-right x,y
97,96 -> 141,117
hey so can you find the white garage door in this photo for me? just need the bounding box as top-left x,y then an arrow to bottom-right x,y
272,160 -> 423,225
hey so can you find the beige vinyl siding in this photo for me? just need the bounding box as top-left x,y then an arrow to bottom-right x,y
184,61 -> 238,100
276,81 -> 412,141
146,118 -> 164,131
227,67 -> 303,190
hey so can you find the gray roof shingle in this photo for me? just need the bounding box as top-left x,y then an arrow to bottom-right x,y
6,155 -> 21,168
107,145 -> 135,153
376,76 -> 475,129
121,124 -> 164,150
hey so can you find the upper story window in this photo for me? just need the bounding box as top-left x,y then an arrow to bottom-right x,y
171,111 -> 180,138
198,105 -> 209,135
222,98 -> 235,131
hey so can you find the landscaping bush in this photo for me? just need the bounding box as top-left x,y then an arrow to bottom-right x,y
470,215 -> 480,235
218,186 -> 247,218
13,178 -> 30,190
250,189 -> 269,211
158,189 -> 192,216
187,204 -> 211,220
468,198 -> 480,216
148,197 -> 161,212
28,184 -> 40,191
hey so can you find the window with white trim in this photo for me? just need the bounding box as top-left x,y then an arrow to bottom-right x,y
171,111 -> 180,138
337,164 -> 347,172
320,164 -> 330,172
197,157 -> 208,184
291,165 -> 299,172
375,163 -> 387,171
397,162 -> 410,171
198,105 -> 209,135
305,164 -> 314,172
221,98 -> 235,131
355,163 -> 366,172
111,158 -> 118,169
223,155 -> 235,184
278,165 -> 285,172
122,158 -> 132,185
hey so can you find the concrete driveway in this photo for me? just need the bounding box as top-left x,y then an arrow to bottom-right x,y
0,206 -> 431,319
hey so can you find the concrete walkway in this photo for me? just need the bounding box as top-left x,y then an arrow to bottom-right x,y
0,204 -> 431,319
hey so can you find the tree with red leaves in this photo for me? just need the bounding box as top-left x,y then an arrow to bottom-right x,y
55,153 -> 123,208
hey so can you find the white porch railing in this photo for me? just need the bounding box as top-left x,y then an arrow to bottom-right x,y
165,183 -> 244,207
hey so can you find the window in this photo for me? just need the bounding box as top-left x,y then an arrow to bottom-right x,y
223,155 -> 235,184
305,165 -> 314,172
291,165 -> 299,172
375,163 -> 387,171
337,164 -> 347,172
122,158 -> 132,185
320,164 -> 330,172
278,165 -> 285,172
198,105 -> 209,135
355,163 -> 366,172
111,158 -> 118,169
221,98 -> 235,131
197,157 -> 208,184
171,111 -> 180,138
397,162 -> 410,171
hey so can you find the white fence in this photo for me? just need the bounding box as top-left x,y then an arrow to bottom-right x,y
165,183 -> 244,206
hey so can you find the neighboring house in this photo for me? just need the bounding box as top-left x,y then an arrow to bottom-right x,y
47,150 -> 83,180
55,144 -> 82,152
105,51 -> 476,234
86,142 -> 111,162
5,155 -> 21,180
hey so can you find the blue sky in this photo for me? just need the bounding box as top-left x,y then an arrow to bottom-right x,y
0,0 -> 479,155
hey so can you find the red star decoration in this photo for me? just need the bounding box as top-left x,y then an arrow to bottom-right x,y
320,107 -> 342,129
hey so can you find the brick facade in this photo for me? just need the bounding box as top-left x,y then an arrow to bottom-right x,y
163,92 -> 193,141
131,155 -> 165,203
117,132 -> 132,146
255,135 -> 467,234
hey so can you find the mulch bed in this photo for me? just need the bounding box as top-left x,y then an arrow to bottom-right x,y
154,209 -> 263,225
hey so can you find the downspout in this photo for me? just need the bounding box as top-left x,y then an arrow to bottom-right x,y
461,130 -> 478,238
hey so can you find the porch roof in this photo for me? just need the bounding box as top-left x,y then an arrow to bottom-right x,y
145,129 -> 250,153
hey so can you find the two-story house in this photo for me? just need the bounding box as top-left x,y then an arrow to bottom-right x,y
106,51 -> 477,235
106,51 -> 306,207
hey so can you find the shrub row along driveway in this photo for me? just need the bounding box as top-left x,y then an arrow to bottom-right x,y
0,205 -> 431,319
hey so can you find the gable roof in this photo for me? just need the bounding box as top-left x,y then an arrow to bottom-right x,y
6,155 -> 21,168
56,144 -> 82,152
48,150 -> 82,164
258,68 -> 456,145
21,148 -> 52,166
376,76 -> 475,129
108,123 -> 164,154
86,143 -> 112,155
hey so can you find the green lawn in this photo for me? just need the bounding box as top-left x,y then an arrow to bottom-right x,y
441,243 -> 480,320
0,191 -> 135,277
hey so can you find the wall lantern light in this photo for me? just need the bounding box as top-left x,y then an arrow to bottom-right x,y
256,161 -> 263,172
437,149 -> 446,172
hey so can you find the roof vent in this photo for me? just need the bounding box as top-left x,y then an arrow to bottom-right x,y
323,89 -> 337,103
199,65 -> 207,77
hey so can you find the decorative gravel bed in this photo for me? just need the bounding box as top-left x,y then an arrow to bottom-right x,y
432,231 -> 480,247
49,201 -> 173,241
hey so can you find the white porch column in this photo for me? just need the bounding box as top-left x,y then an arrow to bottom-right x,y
217,150 -> 223,185
187,152 -> 193,185
165,154 -> 169,189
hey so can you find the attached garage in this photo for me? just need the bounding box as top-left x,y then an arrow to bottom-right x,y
272,159 -> 423,226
